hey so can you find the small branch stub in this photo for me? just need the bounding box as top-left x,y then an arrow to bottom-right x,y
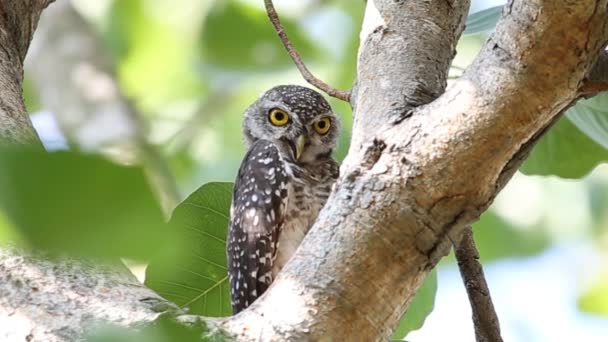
579,50 -> 608,96
263,0 -> 351,103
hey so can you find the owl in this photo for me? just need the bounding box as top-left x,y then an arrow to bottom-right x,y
227,85 -> 340,314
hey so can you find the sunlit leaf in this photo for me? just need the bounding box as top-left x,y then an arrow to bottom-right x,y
0,147 -> 166,259
520,116 -> 608,178
392,270 -> 438,340
146,182 -> 233,317
200,2 -> 317,71
464,6 -> 502,35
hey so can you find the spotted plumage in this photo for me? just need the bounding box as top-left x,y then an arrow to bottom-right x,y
227,85 -> 339,314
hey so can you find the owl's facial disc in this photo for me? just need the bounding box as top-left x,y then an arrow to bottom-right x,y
243,85 -> 338,163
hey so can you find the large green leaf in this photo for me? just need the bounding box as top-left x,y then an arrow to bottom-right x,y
567,94 -> 608,150
146,182 -> 233,317
463,6 -> 502,35
520,116 -> 608,178
200,2 -> 317,71
391,270 -> 438,340
0,147 -> 166,259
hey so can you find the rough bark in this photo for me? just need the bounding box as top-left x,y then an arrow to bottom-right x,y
0,0 -> 53,145
0,0 -> 607,341
0,246 -> 174,342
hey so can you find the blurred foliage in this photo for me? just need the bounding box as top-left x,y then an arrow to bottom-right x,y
146,182 -> 232,317
473,211 -> 550,262
201,2 -> 317,71
0,147 -> 166,260
104,0 -> 207,113
86,315 -> 224,342
578,271 -> 608,318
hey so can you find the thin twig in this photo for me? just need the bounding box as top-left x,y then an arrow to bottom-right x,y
263,0 -> 351,102
455,227 -> 503,342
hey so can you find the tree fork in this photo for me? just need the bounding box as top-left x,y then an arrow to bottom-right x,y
1,1 -> 608,341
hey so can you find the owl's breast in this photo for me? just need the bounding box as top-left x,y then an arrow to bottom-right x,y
271,174 -> 334,277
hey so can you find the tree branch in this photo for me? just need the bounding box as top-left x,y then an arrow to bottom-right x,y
220,1 -> 608,340
263,0 -> 351,102
0,0 -> 54,145
0,245 -> 177,342
455,227 -> 503,342
2,1 -> 608,341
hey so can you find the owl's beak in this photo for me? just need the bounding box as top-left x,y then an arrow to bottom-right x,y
295,135 -> 306,160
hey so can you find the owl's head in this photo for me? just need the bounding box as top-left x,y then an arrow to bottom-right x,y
243,85 -> 339,163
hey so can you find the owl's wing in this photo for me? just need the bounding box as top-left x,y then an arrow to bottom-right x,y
227,139 -> 288,314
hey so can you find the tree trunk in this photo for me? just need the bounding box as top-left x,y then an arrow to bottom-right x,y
0,0 -> 607,341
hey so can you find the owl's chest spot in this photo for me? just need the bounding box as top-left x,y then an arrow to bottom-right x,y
271,179 -> 331,277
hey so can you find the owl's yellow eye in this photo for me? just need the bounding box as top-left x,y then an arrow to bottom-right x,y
269,109 -> 289,126
313,117 -> 331,135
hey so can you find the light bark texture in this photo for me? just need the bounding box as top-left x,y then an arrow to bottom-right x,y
0,246 -> 174,342
0,0 -> 607,341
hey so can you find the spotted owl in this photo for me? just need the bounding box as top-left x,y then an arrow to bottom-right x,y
227,85 -> 339,314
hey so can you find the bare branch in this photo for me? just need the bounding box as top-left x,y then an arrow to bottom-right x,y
455,227 -> 503,342
263,0 -> 351,102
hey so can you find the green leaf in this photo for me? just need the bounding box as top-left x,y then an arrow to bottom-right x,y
520,116 -> 608,178
464,6 -> 502,35
392,269 -> 438,340
567,94 -> 608,150
146,182 -> 233,317
0,147 -> 166,259
200,2 -> 316,71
